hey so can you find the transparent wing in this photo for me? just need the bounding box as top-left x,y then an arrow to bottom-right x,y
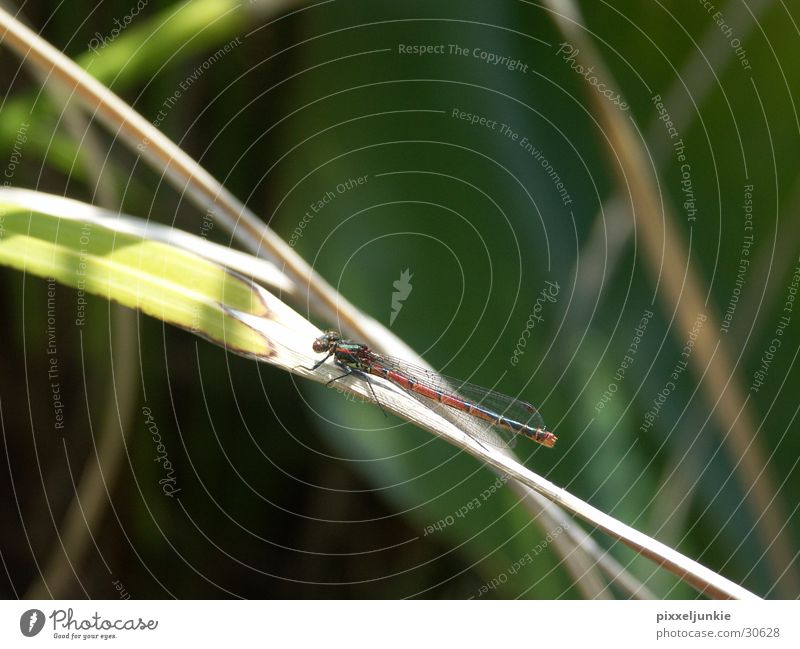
367,352 -> 548,450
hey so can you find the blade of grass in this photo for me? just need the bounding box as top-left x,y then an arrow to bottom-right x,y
0,5 -> 352,336
0,0 -> 248,173
237,305 -> 761,600
1,188 -> 294,296
559,0 -> 779,596
0,189 -> 757,598
19,61 -> 140,597
541,0 -> 798,596
9,0 -> 298,595
515,487 -> 655,599
0,11 -> 751,597
0,199 -> 272,359
0,5 -> 615,595
734,179 -> 800,343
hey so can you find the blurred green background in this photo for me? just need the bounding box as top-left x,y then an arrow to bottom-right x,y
1,0 -> 799,598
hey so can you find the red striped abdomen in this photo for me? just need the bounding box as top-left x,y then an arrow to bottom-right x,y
366,363 -> 556,447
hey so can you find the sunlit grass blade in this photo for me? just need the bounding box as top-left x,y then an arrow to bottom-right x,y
0,188 -> 760,599
0,7 -> 766,599
0,195 -> 271,359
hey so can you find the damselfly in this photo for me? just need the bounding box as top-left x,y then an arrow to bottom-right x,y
310,331 -> 557,449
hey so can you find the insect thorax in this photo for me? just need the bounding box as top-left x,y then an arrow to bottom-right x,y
334,343 -> 370,371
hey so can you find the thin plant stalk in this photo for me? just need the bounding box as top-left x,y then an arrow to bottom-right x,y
540,0 -> 798,596
0,9 -> 757,599
0,6 -> 617,596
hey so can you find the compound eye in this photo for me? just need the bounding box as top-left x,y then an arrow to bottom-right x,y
312,330 -> 341,353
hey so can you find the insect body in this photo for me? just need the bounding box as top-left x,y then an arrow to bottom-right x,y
311,331 -> 557,449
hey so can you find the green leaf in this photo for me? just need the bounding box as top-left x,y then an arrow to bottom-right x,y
0,199 -> 271,358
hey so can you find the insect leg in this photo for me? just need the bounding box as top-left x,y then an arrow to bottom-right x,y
327,363 -> 387,417
295,350 -> 334,372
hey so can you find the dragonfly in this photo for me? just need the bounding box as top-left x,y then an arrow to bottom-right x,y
309,330 -> 557,449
